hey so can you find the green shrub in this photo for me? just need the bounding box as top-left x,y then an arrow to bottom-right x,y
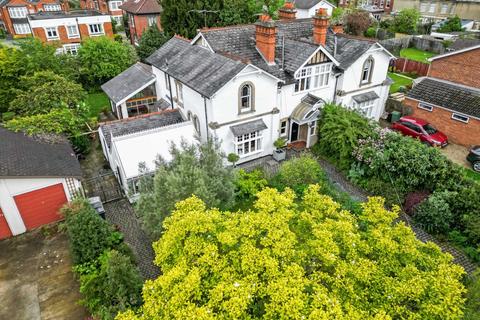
62,199 -> 122,265
275,154 -> 327,195
316,104 -> 373,170
414,191 -> 454,234
364,27 -> 376,38
464,269 -> 480,320
79,250 -> 143,320
234,169 -> 268,201
1,111 -> 15,121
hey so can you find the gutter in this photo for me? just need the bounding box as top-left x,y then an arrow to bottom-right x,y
203,96 -> 209,139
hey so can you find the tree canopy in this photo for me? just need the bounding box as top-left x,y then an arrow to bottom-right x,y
136,24 -> 168,61
344,10 -> 372,36
78,36 -> 137,89
437,16 -> 463,33
118,185 -> 465,319
392,8 -> 420,34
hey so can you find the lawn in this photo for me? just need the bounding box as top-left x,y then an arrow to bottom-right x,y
388,72 -> 413,93
85,92 -> 110,118
400,48 -> 436,64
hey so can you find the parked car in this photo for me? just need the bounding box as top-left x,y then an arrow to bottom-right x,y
391,116 -> 448,147
467,146 -> 480,172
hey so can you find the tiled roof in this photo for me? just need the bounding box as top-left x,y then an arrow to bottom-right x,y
407,77 -> 480,118
28,10 -> 104,20
119,0 -> 162,14
101,62 -> 155,105
200,19 -> 375,83
0,127 -> 82,178
146,36 -> 246,98
100,109 -> 185,148
295,0 -> 324,9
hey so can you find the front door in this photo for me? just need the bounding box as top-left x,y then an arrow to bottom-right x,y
291,122 -> 299,141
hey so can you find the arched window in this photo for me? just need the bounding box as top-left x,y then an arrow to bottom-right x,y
238,82 -> 255,113
361,57 -> 374,84
193,115 -> 201,137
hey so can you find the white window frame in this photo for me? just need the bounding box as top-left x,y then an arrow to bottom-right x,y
43,4 -> 61,11
279,119 -> 288,136
13,23 -> 30,35
309,121 -> 316,136
354,100 -> 375,119
240,84 -> 252,112
45,27 -> 59,40
429,3 -> 436,13
147,15 -> 157,27
440,3 -> 449,14
88,23 -> 104,35
418,102 -> 434,112
66,24 -> 79,38
420,2 -> 428,12
8,6 -> 27,18
175,80 -> 183,104
235,131 -> 263,157
112,15 -> 122,24
451,113 -> 469,123
63,43 -> 81,55
361,58 -> 373,84
294,63 -> 332,93
109,0 -> 123,11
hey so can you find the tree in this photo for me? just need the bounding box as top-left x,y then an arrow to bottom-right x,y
117,185 -> 466,319
344,10 -> 372,36
136,139 -> 235,239
136,24 -> 168,61
392,8 -> 420,34
9,71 -> 86,116
78,36 -> 137,89
437,15 -> 463,32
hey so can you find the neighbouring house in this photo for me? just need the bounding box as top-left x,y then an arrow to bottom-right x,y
404,44 -> 480,146
338,0 -> 394,15
0,128 -> 82,239
119,0 -> 162,45
294,0 -> 336,18
0,0 -> 68,37
98,110 -> 196,200
27,10 -> 113,54
79,0 -> 124,24
393,0 -> 480,24
101,6 -> 394,177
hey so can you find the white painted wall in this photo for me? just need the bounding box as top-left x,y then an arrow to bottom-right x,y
296,1 -> 335,19
28,14 -> 111,28
0,177 -> 81,236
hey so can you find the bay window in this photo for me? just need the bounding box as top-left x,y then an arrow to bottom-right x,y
13,23 -> 30,35
44,4 -> 61,11
235,131 -> 262,157
354,100 -> 375,118
8,7 -> 27,18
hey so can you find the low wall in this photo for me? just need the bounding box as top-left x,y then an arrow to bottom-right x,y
380,36 -> 446,56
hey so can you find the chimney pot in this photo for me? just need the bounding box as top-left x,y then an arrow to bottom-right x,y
255,15 -> 277,65
313,8 -> 329,46
279,1 -> 297,20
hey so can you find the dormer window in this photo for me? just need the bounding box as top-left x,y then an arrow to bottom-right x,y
294,63 -> 332,93
361,57 -> 374,85
238,82 -> 255,113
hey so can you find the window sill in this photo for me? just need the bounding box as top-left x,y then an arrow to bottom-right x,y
238,110 -> 255,115
238,149 -> 263,159
47,38 -> 60,41
67,35 -> 80,39
90,33 -> 105,37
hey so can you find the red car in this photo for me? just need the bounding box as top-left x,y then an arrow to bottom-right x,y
391,116 -> 448,147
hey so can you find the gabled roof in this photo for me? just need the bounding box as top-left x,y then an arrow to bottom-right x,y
407,77 -> 480,119
101,62 -> 155,105
100,109 -> 185,149
0,127 -> 82,178
119,0 -> 162,14
294,0 -> 335,9
429,44 -> 480,61
146,36 -> 246,98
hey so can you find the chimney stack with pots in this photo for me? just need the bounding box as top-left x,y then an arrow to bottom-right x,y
279,1 -> 297,20
313,8 -> 329,46
255,14 -> 277,65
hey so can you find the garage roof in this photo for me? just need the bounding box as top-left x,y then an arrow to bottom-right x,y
0,127 -> 82,178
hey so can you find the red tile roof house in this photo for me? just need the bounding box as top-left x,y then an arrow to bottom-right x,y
119,0 -> 162,45
27,9 -> 114,54
0,128 -> 82,239
79,0 -> 124,25
404,44 -> 480,147
0,0 -> 68,37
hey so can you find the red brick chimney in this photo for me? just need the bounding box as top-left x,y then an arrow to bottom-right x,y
255,14 -> 277,65
279,1 -> 296,20
313,8 -> 329,46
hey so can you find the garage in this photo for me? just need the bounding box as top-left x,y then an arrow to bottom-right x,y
0,128 -> 82,237
14,184 -> 68,230
0,208 -> 12,240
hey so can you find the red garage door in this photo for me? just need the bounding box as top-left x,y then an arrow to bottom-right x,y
14,183 -> 68,230
0,207 -> 12,240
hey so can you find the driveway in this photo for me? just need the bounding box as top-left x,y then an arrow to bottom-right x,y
0,227 -> 87,320
440,143 -> 470,168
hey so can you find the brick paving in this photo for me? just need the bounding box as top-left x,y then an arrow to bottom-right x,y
103,199 -> 160,280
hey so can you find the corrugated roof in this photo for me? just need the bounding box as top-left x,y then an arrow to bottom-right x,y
0,127 -> 82,178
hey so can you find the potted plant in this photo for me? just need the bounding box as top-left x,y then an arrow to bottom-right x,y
227,153 -> 240,167
273,137 -> 287,162
331,8 -> 345,33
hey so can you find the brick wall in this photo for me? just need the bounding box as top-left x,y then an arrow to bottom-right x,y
404,97 -> 480,147
429,49 -> 480,88
128,14 -> 161,44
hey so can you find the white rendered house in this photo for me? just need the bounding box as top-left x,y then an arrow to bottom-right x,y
294,0 -> 336,18
101,7 -> 394,177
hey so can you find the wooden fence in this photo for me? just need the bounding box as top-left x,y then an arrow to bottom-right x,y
394,58 -> 430,76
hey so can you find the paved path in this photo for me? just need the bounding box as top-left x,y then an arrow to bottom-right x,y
104,199 -> 160,280
317,157 -> 478,275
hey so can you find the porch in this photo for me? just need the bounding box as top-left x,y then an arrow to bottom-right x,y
286,93 -> 324,148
